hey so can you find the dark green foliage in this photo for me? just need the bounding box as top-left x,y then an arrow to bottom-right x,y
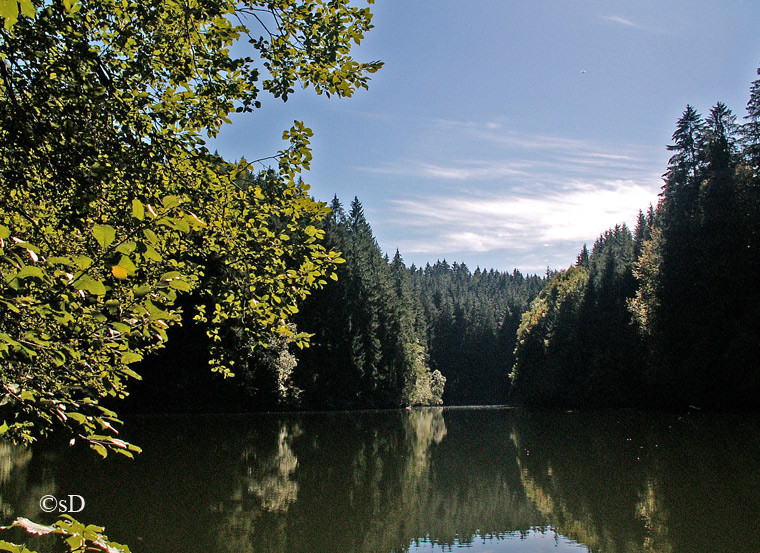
294,197 -> 444,408
292,197 -> 545,408
511,225 -> 646,407
511,223 -> 646,406
510,266 -> 590,406
744,67 -> 760,175
516,67 -> 760,410
412,262 -> 544,405
640,94 -> 760,408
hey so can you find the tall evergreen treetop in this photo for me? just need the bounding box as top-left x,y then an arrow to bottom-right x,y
663,105 -> 705,221
743,67 -> 760,174
703,102 -> 739,174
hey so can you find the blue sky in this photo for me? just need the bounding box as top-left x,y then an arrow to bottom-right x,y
211,1 -> 760,274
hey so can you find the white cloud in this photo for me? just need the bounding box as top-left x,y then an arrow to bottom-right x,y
601,15 -> 639,28
362,118 -> 666,270
362,159 -> 533,180
360,119 -> 661,185
389,179 -> 660,256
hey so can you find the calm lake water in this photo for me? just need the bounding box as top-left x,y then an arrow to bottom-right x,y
2,407 -> 760,553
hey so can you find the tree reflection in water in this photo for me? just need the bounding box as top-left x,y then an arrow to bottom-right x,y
1,409 -> 759,553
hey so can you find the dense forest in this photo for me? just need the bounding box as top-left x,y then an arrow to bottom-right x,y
128,67 -> 760,413
127,194 -> 544,411
511,70 -> 760,410
293,197 -> 544,408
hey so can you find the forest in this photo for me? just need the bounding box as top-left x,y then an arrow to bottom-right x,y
510,83 -> 760,410
125,191 -> 545,411
130,65 -> 760,413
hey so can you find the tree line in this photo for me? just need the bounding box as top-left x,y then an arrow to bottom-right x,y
293,197 -> 544,408
510,68 -> 760,410
129,65 -> 760,412
127,194 -> 544,411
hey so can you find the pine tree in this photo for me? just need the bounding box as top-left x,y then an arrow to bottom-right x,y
294,197 -> 444,407
662,105 -> 705,225
742,67 -> 760,175
576,244 -> 590,268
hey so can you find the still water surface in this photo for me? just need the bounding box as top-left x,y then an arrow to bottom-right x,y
2,407 -> 760,553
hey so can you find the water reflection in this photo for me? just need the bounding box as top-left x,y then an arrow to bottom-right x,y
1,409 -> 759,553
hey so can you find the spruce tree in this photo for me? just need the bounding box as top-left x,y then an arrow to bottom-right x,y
743,67 -> 760,175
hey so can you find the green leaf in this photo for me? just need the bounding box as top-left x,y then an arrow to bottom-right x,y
65,535 -> 84,551
131,199 -> 145,221
48,255 -> 75,266
168,279 -> 192,291
111,322 -> 131,333
0,539 -> 31,553
144,245 -> 162,262
91,443 -> 108,458
162,195 -> 181,209
133,284 -> 151,297
0,333 -> 20,346
120,366 -> 142,380
160,271 -> 181,281
120,351 -> 143,364
115,254 -> 138,276
0,1 -> 19,29
73,255 -> 93,269
18,0 -> 34,18
17,265 -> 44,279
142,228 -> 159,245
0,421 -> 8,435
75,275 -> 107,296
116,241 -> 137,254
51,350 -> 67,366
67,412 -> 87,424
92,224 -> 116,250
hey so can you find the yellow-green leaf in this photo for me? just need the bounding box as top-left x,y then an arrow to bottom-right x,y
120,351 -> 143,364
75,275 -> 106,295
92,224 -> 116,249
169,279 -> 192,292
91,443 -> 108,458
162,195 -> 181,209
132,199 -> 145,221
17,265 -> 44,279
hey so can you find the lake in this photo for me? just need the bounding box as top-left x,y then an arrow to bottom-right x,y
2,407 -> 760,553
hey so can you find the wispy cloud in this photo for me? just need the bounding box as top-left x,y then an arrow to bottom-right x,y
361,119 -> 660,186
362,159 -> 533,180
360,118 -> 664,271
601,15 -> 639,28
391,179 -> 658,252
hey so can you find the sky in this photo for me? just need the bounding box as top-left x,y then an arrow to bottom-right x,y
211,1 -> 760,274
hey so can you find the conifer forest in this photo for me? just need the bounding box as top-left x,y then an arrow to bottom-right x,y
129,74 -> 760,413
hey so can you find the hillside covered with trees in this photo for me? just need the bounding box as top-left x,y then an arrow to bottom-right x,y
126,66 -> 760,413
126,194 -> 544,411
511,70 -> 760,410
